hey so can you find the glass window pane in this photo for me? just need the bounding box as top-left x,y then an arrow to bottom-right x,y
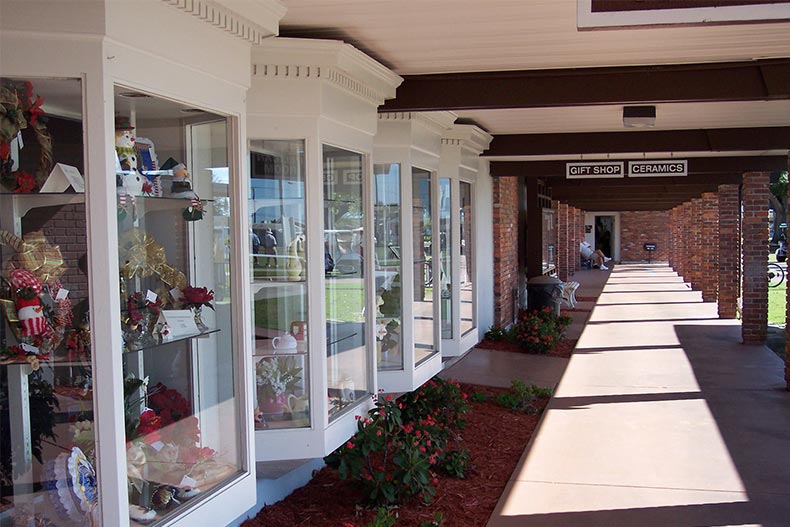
460,182 -> 475,336
115,87 -> 241,525
439,177 -> 453,340
412,168 -> 435,364
324,145 -> 368,419
0,77 -> 100,526
373,164 -> 403,371
250,140 -> 309,430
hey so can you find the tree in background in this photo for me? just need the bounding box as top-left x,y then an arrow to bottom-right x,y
769,171 -> 788,243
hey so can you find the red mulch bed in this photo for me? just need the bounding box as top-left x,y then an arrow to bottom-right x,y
242,385 -> 547,527
475,338 -> 577,359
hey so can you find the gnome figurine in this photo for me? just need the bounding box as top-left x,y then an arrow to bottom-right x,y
16,287 -> 49,337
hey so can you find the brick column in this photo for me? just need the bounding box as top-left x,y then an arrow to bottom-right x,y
492,176 -> 520,327
688,198 -> 704,290
579,208 -> 585,267
785,167 -> 790,388
718,184 -> 740,319
701,192 -> 720,302
741,172 -> 770,343
678,201 -> 691,282
670,206 -> 680,272
570,206 -> 579,271
556,202 -> 570,281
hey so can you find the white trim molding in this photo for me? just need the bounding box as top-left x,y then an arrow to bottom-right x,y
161,0 -> 284,43
252,38 -> 403,105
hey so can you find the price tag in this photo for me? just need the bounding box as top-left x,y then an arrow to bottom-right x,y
150,441 -> 164,452
55,288 -> 69,301
145,290 -> 158,303
41,163 -> 86,193
159,310 -> 200,338
179,475 -> 198,489
170,287 -> 181,301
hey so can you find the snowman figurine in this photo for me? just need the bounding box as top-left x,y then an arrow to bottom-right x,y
15,287 -> 49,337
115,119 -> 145,196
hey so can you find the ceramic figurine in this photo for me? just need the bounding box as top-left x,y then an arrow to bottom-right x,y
161,157 -> 196,198
15,288 -> 48,337
115,119 -> 146,195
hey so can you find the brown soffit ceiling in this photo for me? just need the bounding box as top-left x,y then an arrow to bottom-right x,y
381,58 -> 790,112
486,127 -> 790,157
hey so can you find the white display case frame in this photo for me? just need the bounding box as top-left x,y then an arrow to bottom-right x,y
439,125 -> 493,358
247,38 -> 403,462
372,112 -> 457,393
0,0 -> 285,523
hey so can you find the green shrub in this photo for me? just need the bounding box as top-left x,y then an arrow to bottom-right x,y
437,448 -> 471,479
366,507 -> 397,527
495,380 -> 553,414
511,308 -> 572,354
326,377 -> 471,506
484,325 -> 511,341
468,390 -> 488,403
418,512 -> 444,527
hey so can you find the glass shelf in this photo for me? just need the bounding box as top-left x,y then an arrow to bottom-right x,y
123,328 -> 220,355
116,192 -> 215,203
0,191 -> 85,196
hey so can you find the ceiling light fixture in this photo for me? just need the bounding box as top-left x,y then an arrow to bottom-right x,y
118,92 -> 151,99
623,105 -> 656,128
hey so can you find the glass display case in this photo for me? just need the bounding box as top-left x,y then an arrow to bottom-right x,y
373,163 -> 403,371
250,140 -> 310,431
248,37 -> 402,462
323,145 -> 370,420
412,168 -> 439,366
113,87 -> 244,525
459,182 -> 475,337
0,76 -> 99,526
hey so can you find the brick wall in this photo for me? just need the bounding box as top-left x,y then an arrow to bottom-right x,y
556,202 -> 570,281
718,184 -> 740,319
741,172 -> 769,343
493,176 -> 519,327
701,192 -> 719,303
23,204 -> 89,306
619,211 -> 670,262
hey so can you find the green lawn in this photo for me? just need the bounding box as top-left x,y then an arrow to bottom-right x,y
768,279 -> 786,326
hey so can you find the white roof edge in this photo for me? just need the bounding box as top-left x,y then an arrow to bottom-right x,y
252,37 -> 403,100
213,0 -> 287,34
378,111 -> 458,132
443,124 -> 494,153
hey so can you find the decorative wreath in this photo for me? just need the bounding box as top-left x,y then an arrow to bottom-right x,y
0,79 -> 53,192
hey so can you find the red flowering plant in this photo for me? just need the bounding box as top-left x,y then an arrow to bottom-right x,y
325,376 -> 472,505
179,285 -> 214,311
511,307 -> 572,354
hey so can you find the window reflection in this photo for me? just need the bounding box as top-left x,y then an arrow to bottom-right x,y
250,140 -> 310,430
460,182 -> 475,336
412,168 -> 437,364
439,178 -> 453,340
374,164 -> 403,371
324,145 -> 368,419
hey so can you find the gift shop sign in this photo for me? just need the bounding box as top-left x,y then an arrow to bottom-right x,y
628,160 -> 687,177
566,162 -> 624,179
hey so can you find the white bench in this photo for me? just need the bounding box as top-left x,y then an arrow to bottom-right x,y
561,281 -> 580,308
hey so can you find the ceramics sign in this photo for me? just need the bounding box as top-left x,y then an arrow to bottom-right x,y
628,160 -> 687,177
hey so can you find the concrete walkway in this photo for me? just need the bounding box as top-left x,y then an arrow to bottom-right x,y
487,263 -> 790,527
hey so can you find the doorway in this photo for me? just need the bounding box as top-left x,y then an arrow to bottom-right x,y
584,212 -> 620,261
595,215 -> 615,258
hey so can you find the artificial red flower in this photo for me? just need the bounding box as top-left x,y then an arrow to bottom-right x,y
142,181 -> 154,195
27,95 -> 45,126
180,286 -> 215,310
13,170 -> 37,193
0,142 -> 10,160
137,409 -> 162,442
